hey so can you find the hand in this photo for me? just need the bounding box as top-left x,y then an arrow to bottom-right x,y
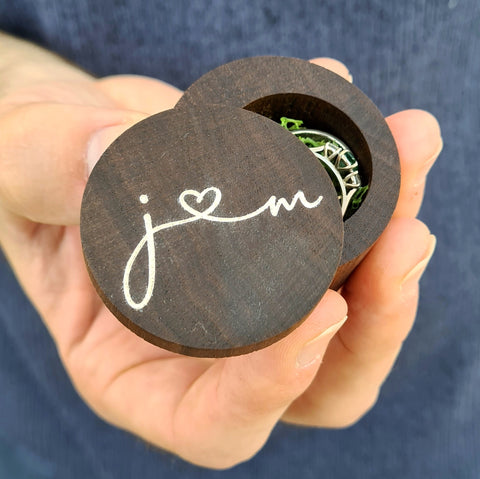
0,35 -> 442,469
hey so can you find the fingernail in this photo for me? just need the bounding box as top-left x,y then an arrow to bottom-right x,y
86,124 -> 133,176
401,234 -> 437,286
414,138 -> 443,186
296,315 -> 348,369
310,58 -> 352,83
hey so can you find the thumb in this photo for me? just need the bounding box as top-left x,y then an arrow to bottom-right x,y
0,102 -> 146,225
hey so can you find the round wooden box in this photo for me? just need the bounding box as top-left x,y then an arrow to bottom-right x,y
81,57 -> 399,357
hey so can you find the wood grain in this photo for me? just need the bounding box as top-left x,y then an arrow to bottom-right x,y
81,104 -> 343,357
177,56 -> 400,288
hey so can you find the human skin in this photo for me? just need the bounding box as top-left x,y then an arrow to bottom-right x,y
0,32 -> 442,469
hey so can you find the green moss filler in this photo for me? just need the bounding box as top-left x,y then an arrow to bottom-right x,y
279,117 -> 369,218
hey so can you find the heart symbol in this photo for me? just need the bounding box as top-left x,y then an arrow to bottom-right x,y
179,187 -> 222,217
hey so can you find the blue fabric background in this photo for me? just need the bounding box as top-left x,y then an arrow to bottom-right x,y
0,1 -> 479,477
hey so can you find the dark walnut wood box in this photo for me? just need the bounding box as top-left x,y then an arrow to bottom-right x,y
80,57 -> 399,358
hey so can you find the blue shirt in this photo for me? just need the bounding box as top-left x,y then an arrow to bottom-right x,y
1,1 -> 479,477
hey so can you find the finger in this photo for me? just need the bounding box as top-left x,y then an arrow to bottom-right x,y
97,75 -> 183,114
387,109 -> 443,218
309,57 -> 353,82
81,290 -> 347,469
283,218 -> 436,427
0,102 -> 146,226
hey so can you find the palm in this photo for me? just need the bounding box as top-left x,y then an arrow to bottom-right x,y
14,217 -> 215,432
0,56 -> 441,468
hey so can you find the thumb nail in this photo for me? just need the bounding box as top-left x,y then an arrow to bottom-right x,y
296,315 -> 348,369
414,139 -> 443,186
401,234 -> 437,287
86,124 -> 136,175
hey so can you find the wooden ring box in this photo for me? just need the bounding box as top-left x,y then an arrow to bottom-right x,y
81,57 -> 400,357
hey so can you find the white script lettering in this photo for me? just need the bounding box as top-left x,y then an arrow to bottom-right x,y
123,187 -> 323,310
